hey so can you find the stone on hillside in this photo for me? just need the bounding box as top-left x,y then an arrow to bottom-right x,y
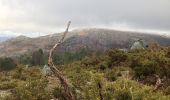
131,39 -> 145,50
42,65 -> 52,76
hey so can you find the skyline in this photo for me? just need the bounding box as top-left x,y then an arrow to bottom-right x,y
0,0 -> 170,37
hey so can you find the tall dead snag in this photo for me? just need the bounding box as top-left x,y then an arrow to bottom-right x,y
48,21 -> 75,100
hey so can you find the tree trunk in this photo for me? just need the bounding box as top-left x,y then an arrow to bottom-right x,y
48,21 -> 75,100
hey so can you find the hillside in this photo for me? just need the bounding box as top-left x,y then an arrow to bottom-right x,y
1,47 -> 170,99
0,37 -> 13,42
0,28 -> 170,57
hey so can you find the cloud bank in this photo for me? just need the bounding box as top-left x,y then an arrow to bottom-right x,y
0,0 -> 170,36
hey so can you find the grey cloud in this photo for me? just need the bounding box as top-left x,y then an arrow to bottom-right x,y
0,0 -> 170,34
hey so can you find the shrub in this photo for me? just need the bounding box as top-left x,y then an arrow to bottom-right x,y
107,49 -> 127,66
11,66 -> 27,80
166,47 -> 170,58
53,48 -> 91,65
111,79 -> 170,100
114,89 -> 132,100
19,54 -> 32,65
0,57 -> 16,71
0,81 -> 17,90
99,61 -> 108,70
11,65 -> 42,80
164,86 -> 170,95
129,49 -> 170,79
103,83 -> 115,100
105,70 -> 117,81
133,60 -> 156,78
12,77 -> 50,100
52,87 -> 67,100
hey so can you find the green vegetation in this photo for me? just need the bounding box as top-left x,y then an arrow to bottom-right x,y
31,49 -> 45,66
53,48 -> 91,65
0,57 -> 16,71
0,47 -> 170,99
19,49 -> 45,66
18,48 -> 91,66
0,66 -> 50,100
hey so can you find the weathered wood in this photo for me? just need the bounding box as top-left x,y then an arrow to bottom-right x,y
154,75 -> 163,91
48,21 -> 75,100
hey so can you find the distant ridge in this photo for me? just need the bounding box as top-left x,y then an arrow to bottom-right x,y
0,36 -> 13,42
0,28 -> 170,57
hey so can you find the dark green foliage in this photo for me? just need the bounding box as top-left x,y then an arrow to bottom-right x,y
107,49 -> 127,66
81,56 -> 100,67
17,48 -> 91,66
99,61 -> 108,70
105,70 -> 117,81
128,49 -> 170,79
133,60 -> 156,78
19,54 -> 32,65
166,47 -> 170,58
31,49 -> 44,66
53,53 -> 63,65
64,65 -> 91,89
53,48 -> 91,65
52,87 -> 67,100
19,49 -> 49,66
107,49 -> 127,62
0,57 -> 16,71
114,89 -> 132,100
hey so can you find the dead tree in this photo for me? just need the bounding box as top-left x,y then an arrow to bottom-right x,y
48,21 -> 75,100
154,75 -> 163,91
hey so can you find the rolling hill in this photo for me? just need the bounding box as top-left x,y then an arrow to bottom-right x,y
0,28 -> 170,57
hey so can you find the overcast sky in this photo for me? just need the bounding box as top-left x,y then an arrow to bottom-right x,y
0,0 -> 170,37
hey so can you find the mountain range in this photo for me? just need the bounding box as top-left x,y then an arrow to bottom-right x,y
0,28 -> 170,57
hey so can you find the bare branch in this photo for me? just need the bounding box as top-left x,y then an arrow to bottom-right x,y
48,21 -> 75,100
154,75 -> 163,91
